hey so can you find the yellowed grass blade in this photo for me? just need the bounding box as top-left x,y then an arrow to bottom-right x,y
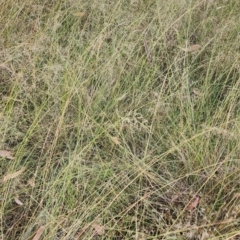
3,167 -> 26,182
32,226 -> 45,240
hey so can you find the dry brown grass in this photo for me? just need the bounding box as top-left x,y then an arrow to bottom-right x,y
1,0 -> 240,239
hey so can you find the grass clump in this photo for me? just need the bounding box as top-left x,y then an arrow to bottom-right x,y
1,0 -> 240,239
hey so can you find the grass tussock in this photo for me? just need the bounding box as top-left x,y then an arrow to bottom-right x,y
0,0 -> 240,239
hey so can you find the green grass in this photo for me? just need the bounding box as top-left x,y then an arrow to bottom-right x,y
1,0 -> 240,239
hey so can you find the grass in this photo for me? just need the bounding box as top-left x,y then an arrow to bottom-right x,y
0,0 -> 240,239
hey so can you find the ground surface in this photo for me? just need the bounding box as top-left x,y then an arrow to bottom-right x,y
0,0 -> 240,239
